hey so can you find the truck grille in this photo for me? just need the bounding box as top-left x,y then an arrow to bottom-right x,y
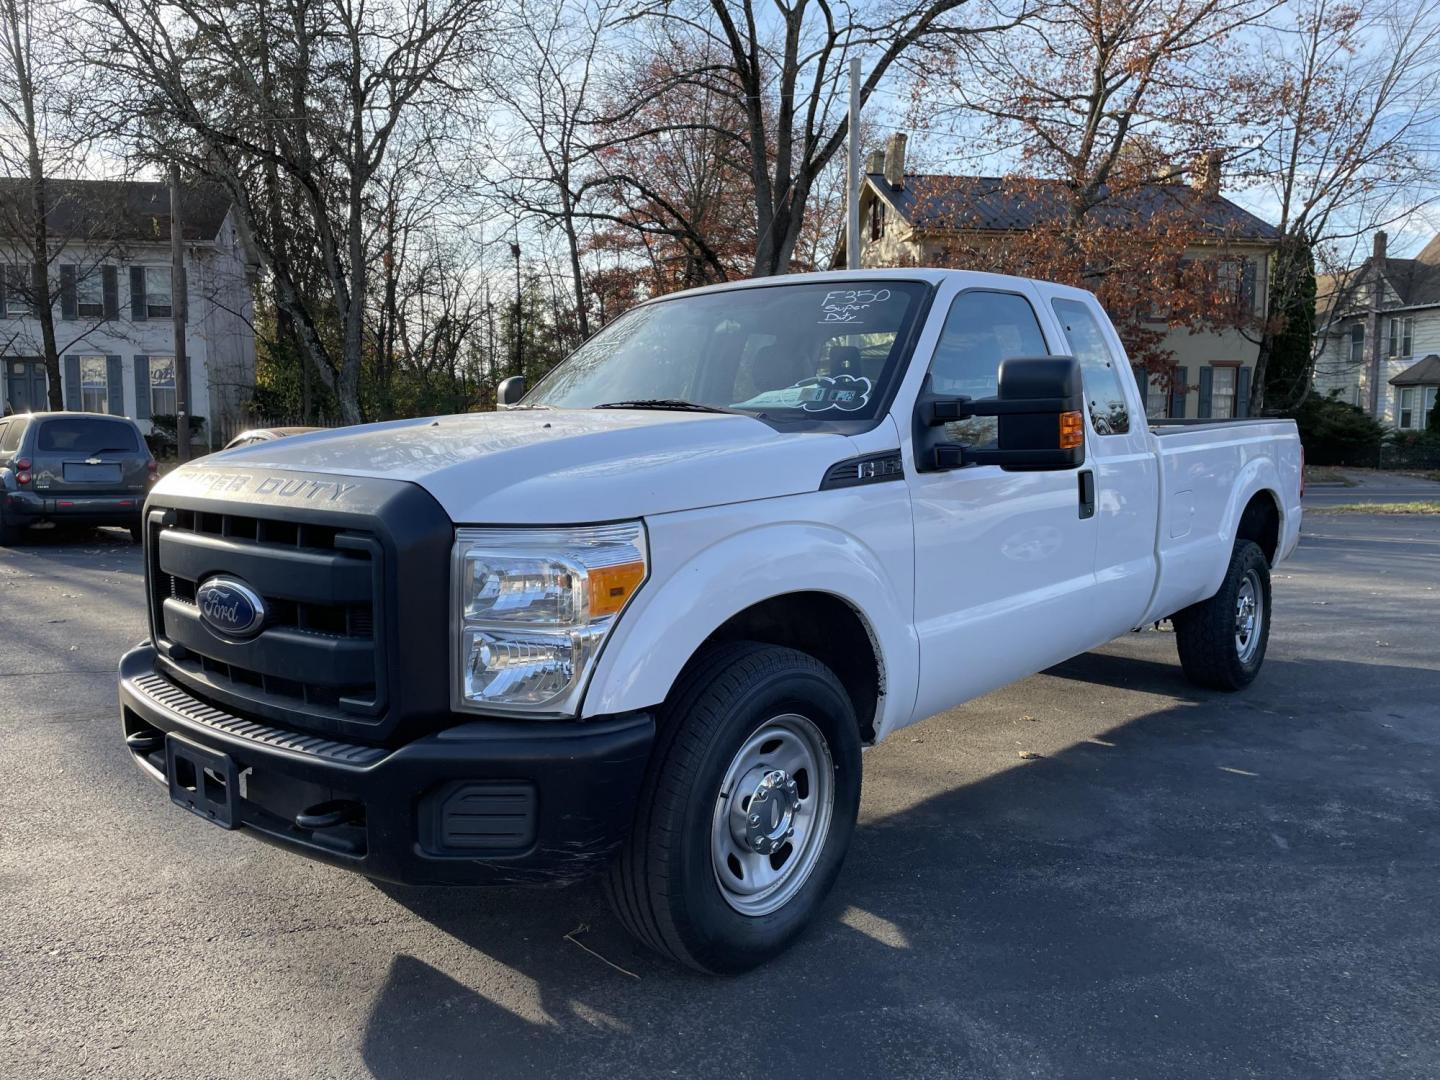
148,506 -> 387,733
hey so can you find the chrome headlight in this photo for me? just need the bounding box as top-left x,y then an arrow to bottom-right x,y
452,522 -> 647,716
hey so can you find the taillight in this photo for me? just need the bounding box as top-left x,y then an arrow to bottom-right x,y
15,457 -> 30,485
147,459 -> 159,483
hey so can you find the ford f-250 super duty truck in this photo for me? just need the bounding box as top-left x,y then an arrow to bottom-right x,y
119,269 -> 1302,973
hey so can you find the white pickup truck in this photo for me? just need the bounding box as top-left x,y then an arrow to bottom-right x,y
119,269 -> 1302,973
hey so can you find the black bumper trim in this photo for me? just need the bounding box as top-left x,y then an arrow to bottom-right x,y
119,644 -> 656,886
129,665 -> 385,766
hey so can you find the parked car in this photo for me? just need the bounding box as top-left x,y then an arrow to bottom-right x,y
0,412 -> 156,544
117,270 -> 1302,973
221,426 -> 321,451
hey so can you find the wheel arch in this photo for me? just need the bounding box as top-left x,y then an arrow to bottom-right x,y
581,523 -> 917,743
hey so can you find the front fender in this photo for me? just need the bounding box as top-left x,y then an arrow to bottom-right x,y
582,505 -> 918,742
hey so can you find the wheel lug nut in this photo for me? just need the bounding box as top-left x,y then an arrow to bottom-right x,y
749,815 -> 760,826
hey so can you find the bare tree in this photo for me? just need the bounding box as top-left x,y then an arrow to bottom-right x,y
0,0 -> 121,408
632,0 -> 1029,277
89,0 -> 491,424
1236,0 -> 1440,413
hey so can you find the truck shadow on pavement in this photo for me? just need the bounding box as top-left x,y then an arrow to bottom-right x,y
359,651 -> 1440,1080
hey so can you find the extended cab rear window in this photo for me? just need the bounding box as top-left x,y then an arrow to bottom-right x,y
526,280 -> 932,426
36,418 -> 140,453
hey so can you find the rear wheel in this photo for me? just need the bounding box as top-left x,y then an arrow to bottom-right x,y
604,642 -> 862,974
129,523 -> 143,544
0,506 -> 21,546
1174,540 -> 1271,691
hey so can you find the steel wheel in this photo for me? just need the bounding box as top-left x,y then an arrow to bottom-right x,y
710,712 -> 835,917
1234,567 -> 1264,664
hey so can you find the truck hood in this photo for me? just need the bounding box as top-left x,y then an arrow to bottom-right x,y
178,409 -> 854,523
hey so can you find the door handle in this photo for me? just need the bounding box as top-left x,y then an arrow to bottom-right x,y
1078,469 -> 1096,519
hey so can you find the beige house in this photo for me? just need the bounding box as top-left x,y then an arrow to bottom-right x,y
1313,230 -> 1440,429
835,134 -> 1281,419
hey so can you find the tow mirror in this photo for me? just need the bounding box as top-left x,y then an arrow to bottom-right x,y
914,355 -> 1086,473
497,376 -> 527,408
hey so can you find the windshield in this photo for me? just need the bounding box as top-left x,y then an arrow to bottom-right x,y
526,280 -> 931,424
36,418 -> 140,454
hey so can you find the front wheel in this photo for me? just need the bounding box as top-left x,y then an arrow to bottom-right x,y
1174,540 -> 1271,691
604,642 -> 862,974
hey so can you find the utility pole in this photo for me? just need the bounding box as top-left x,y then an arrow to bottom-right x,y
169,163 -> 192,462
510,239 -> 522,379
847,57 -> 861,270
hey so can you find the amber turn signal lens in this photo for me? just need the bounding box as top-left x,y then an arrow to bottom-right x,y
589,560 -> 646,618
1059,411 -> 1084,449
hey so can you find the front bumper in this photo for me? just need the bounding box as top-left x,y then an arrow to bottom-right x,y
6,489 -> 144,526
118,644 -> 654,886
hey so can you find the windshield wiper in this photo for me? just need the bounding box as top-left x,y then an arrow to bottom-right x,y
593,399 -> 733,414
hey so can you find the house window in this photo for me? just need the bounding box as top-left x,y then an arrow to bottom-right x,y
1220,258 -> 1257,314
4,265 -> 32,318
144,266 -> 172,319
1211,365 -> 1238,419
76,269 -> 104,318
1349,323 -> 1364,366
1398,387 -> 1416,428
80,355 -> 108,413
1388,317 -> 1413,358
149,356 -> 177,416
1424,386 -> 1438,428
869,198 -> 884,242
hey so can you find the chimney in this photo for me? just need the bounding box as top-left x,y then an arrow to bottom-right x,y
1373,230 -> 1387,263
883,132 -> 907,190
1191,150 -> 1223,197
866,149 -> 885,175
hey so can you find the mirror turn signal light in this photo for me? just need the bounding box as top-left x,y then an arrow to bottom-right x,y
1059,411 -> 1084,449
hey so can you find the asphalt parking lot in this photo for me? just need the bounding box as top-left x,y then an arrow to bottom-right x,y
2,506 -> 1438,1080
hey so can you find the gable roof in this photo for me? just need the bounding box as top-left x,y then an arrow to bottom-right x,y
0,178 -> 234,244
1317,233 -> 1440,319
1391,354 -> 1440,386
869,173 -> 1279,241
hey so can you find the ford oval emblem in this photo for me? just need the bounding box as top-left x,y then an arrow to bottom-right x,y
196,576 -> 266,638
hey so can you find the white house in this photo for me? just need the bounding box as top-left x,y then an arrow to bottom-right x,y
1313,230 -> 1440,430
0,179 -> 259,449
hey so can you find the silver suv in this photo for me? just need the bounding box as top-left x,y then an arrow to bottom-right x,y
0,412 -> 156,544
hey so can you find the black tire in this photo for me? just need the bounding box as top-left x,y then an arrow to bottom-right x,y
1174,540 -> 1271,691
129,523 -> 144,544
603,641 -> 862,974
0,507 -> 21,546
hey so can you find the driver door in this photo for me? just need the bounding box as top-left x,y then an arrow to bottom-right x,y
905,285 -> 1101,723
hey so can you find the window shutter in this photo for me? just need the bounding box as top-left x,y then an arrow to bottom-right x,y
1236,367 -> 1251,418
106,355 -> 124,416
60,265 -> 77,320
133,355 -> 150,420
1170,366 -> 1188,419
130,266 -> 146,320
102,266 -> 119,320
1197,366 -> 1214,419
63,354 -> 81,410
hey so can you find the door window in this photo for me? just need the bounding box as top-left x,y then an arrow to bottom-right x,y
926,290 -> 1049,449
1051,298 -> 1130,435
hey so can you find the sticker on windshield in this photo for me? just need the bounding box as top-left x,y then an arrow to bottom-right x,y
820,289 -> 891,324
800,374 -> 871,413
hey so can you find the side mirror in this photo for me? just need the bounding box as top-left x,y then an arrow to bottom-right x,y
497,376 -> 527,408
914,355 -> 1086,473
